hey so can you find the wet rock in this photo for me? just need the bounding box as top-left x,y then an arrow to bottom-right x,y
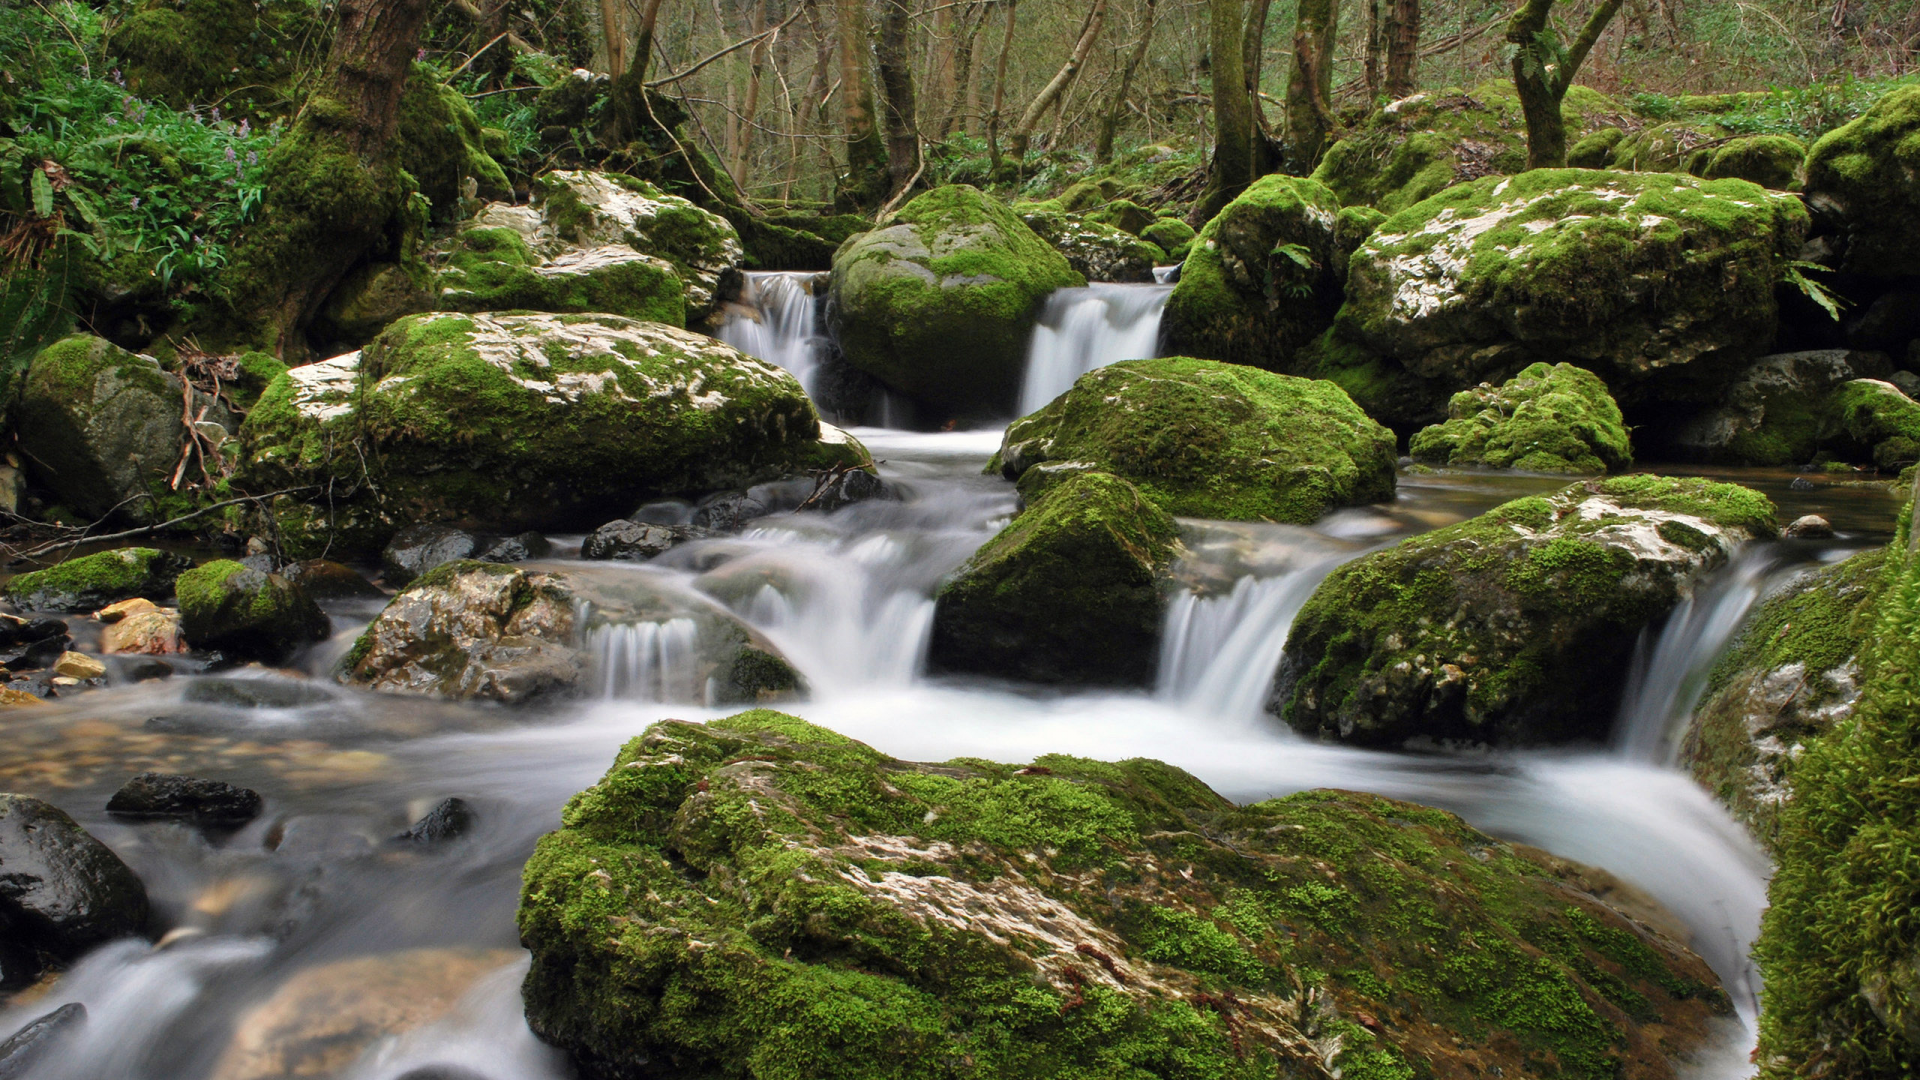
122,658 -> 174,682
0,616 -> 64,649
1782,514 -> 1836,540
106,773 -> 264,826
207,948 -> 518,1080
520,711 -> 1732,1080
630,498 -> 695,526
176,561 -> 330,663
0,1002 -> 86,1077
473,531 -> 551,564
581,520 -> 686,561
184,678 -> 335,710
1659,350 -> 1906,466
382,525 -> 481,589
797,466 -> 887,513
1273,476 -> 1778,747
0,795 -> 150,978
0,688 -> 45,708
51,652 -> 105,681
93,598 -> 158,622
101,607 -> 186,656
396,798 -> 473,844
1409,362 -> 1632,474
1018,211 -> 1164,283
689,490 -> 767,533
4,548 -> 188,613
0,629 -> 69,674
280,560 -> 384,600
1791,476 -> 1817,491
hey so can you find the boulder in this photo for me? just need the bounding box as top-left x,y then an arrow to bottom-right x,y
580,520 -> 689,561
1781,514 -> 1835,539
1682,549 -> 1880,850
993,358 -> 1396,523
929,472 -> 1178,686
0,1002 -> 86,1074
1084,198 -> 1157,235
101,609 -> 186,655
1139,217 -> 1195,260
1409,362 -> 1632,474
396,797 -> 473,844
382,524 -> 481,588
1273,476 -> 1777,747
828,185 -> 1083,416
1703,135 -> 1806,190
1333,169 -> 1809,425
433,226 -> 685,326
1017,211 -> 1164,283
1660,350 -> 1913,467
520,710 -> 1732,1080
0,795 -> 149,981
529,170 -> 742,319
175,560 -> 330,662
1160,175 -> 1342,368
1803,85 -> 1920,278
14,336 -> 233,523
51,651 -> 105,680
280,560 -> 384,600
315,261 -> 436,344
234,314 -> 853,559
1604,121 -> 1724,174
105,773 -> 264,825
4,548 -> 187,613
395,62 -> 512,218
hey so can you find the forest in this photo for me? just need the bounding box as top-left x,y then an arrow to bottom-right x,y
3,0 -> 1920,1079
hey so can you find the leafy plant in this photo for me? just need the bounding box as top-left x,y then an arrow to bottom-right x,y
1783,260 -> 1847,322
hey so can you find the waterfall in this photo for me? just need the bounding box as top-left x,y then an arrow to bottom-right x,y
1156,561 -> 1346,723
1612,546 -> 1786,764
1017,283 -> 1172,414
589,618 -> 704,702
717,272 -> 827,395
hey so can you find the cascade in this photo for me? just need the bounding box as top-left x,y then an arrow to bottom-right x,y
587,617 -> 704,702
1157,562 -> 1346,722
1017,283 -> 1172,414
716,272 -> 827,395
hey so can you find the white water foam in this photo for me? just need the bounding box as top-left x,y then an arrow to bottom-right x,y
716,271 -> 826,395
1017,283 -> 1171,413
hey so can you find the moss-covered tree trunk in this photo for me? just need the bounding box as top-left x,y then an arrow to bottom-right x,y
1190,0 -> 1253,225
1507,0 -> 1623,169
220,0 -> 433,359
1283,0 -> 1338,174
876,0 -> 920,197
985,0 -> 1018,173
1243,0 -> 1280,174
835,0 -> 889,210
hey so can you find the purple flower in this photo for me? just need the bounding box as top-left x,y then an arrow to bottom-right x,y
237,119 -> 249,137
211,106 -> 221,121
225,145 -> 236,162
246,151 -> 258,166
129,196 -> 140,209
416,48 -> 426,60
106,114 -> 117,125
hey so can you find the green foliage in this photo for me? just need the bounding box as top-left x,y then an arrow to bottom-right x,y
1409,362 -> 1632,475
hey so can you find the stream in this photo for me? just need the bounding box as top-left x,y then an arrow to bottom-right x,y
0,275 -> 1905,1079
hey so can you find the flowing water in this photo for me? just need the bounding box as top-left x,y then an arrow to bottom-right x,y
716,272 -> 829,396
1017,282 -> 1172,413
0,285 -> 1908,1078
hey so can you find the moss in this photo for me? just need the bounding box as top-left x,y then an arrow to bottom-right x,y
106,0 -> 320,117
435,227 -> 687,326
828,185 -> 1083,417
520,713 -> 1730,1080
3,547 -> 187,613
928,471 -> 1177,686
175,558 -> 329,660
395,63 -> 512,219
1139,218 -> 1195,260
1084,199 -> 1156,237
1821,379 -> 1920,470
15,335 -> 194,523
531,171 -> 742,317
712,646 -> 804,705
1802,84 -> 1920,277
1275,476 -> 1776,746
1606,121 -> 1726,175
1160,175 -> 1343,368
1703,135 -> 1806,190
227,352 -> 288,410
1409,362 -> 1631,474
1567,127 -> 1628,168
994,357 -> 1397,524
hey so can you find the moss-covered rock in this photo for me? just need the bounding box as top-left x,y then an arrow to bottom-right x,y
928,471 -> 1178,686
1336,169 -> 1809,418
14,335 -> 230,523
1409,362 -> 1631,474
827,185 -> 1084,416
315,261 -> 437,345
531,171 -> 743,320
432,226 -> 686,326
1018,211 -> 1165,283
1160,176 -> 1342,369
4,548 -> 188,613
234,314 -> 839,559
1605,121 -> 1725,175
1273,476 -> 1777,747
1703,135 -> 1806,190
1084,199 -> 1157,236
993,358 -> 1396,524
1681,549 -> 1882,851
1824,378 -> 1920,471
107,0 -> 319,117
1802,85 -> 1920,278
1660,350 -> 1913,467
1140,217 -> 1196,261
176,559 -> 330,662
1567,127 -> 1628,168
519,710 -> 1732,1080
395,63 -> 512,219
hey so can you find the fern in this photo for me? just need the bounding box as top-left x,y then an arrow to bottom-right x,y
1783,261 -> 1847,323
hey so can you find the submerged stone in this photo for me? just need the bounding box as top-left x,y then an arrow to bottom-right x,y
0,795 -> 150,982
1409,362 -> 1632,474
106,772 -> 264,826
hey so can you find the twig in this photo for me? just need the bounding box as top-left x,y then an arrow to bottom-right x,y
450,31 -> 514,77
646,6 -> 807,88
3,488 -> 318,562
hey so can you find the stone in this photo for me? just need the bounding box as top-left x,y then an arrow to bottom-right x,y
175,561 -> 331,662
1160,175 -> 1343,368
797,466 -> 887,513
433,226 -> 685,327
529,170 -> 743,319
1139,217 -> 1195,260
314,261 -> 434,345
382,524 -> 480,589
993,357 -> 1396,524
394,62 -> 512,217
1017,211 -> 1164,283
1845,282 -> 1920,354
1273,476 -> 1778,747
280,560 -> 384,600
396,798 -> 473,844
1782,514 -> 1836,539
0,795 -> 150,978
1658,350 -> 1898,465
580,520 -> 686,561
50,652 -> 105,680
4,548 -> 188,613
474,531 -> 552,563
0,689 -> 45,708
689,490 -> 766,532
1606,120 -> 1725,174
1409,362 -> 1632,474
106,772 -> 264,825
1803,85 -> 1920,278
519,710 -> 1733,1080
93,598 -> 159,623
1702,134 -> 1807,190
184,678 -> 335,709
828,185 -> 1083,416
0,1002 -> 86,1076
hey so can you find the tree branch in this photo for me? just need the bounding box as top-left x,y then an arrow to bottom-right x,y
646,5 -> 807,87
1557,0 -> 1625,95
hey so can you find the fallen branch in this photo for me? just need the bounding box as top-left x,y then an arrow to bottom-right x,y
2,488 -> 319,563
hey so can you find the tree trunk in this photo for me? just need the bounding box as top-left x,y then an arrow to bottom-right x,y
876,0 -> 920,196
1365,0 -> 1383,99
928,0 -> 958,136
986,0 -> 1017,171
1385,0 -> 1419,98
1507,0 -> 1622,169
1190,0 -> 1251,225
1004,0 -> 1107,165
1243,0 -> 1278,174
1283,0 -> 1338,173
947,1 -> 985,136
836,0 -> 889,208
600,0 -> 625,80
1094,0 -> 1156,164
732,0 -> 771,187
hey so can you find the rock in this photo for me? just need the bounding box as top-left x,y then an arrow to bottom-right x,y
474,531 -> 551,563
184,678 -> 335,709
529,170 -> 742,319
1660,349 -> 1899,465
314,261 -> 435,345
1845,282 -> 1920,354
828,185 -> 1083,416
1784,515 -> 1837,541
1409,362 -> 1632,474
106,772 -> 264,825
0,689 -> 45,708
993,357 -> 1396,523
1703,134 -> 1806,189
1273,476 -> 1777,747
433,226 -> 685,327
50,652 -> 105,681
0,795 -> 150,977
93,598 -> 159,623
520,710 -> 1733,1080
1017,211 -> 1164,283
1889,371 -> 1920,400
1332,169 -> 1809,425
797,466 -> 887,513
689,490 -> 766,532
1820,379 -> 1920,470
580,520 -> 687,561
122,659 -> 173,682
14,337 -> 236,523
382,524 -> 481,588
1790,475 -> 1816,492
207,948 -> 517,1080
4,548 -> 188,613
395,63 -> 511,218
176,561 -> 331,662
929,472 -> 1178,686
1605,120 -> 1725,174
396,798 -> 473,844
234,314 -> 844,560
0,1002 -> 86,1077
1084,198 -> 1157,236
280,560 -> 384,600
1139,217 -> 1195,260
1803,84 -> 1920,278
1160,175 -> 1342,368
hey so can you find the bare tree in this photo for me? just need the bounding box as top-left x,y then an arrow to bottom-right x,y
1386,0 -> 1420,97
601,0 -> 626,80
1095,0 -> 1157,164
986,0 -> 1018,171
1284,0 -> 1339,173
731,0 -> 772,186
1004,0 -> 1108,165
1507,0 -> 1623,167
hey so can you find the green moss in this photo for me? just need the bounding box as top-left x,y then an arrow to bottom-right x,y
1822,380 -> 1920,470
1567,127 -> 1628,168
1606,121 -> 1726,174
15,335 -> 195,523
1409,362 -> 1631,474
435,227 -> 687,326
1140,218 -> 1195,260
227,352 -> 288,410
3,547 -> 187,612
175,558 -> 328,660
396,63 -> 512,219
1703,135 -> 1806,190
994,357 -> 1397,524
1018,211 -> 1165,282
107,0 -> 320,117
1803,84 -> 1920,277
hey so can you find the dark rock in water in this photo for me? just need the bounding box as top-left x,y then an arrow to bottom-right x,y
176,562 -> 330,663
0,617 -> 66,649
0,1002 -> 86,1078
582,521 -> 686,561
1846,282 -> 1920,353
282,560 -> 385,600
396,798 -> 474,844
798,467 -> 887,513
0,795 -> 150,977
123,658 -> 174,681
3,548 -> 188,614
1,634 -> 71,673
185,678 -> 335,709
630,499 -> 694,526
395,1069 -> 488,1080
1782,514 -> 1836,539
1791,476 -> 1817,491
690,491 -> 767,533
106,773 -> 264,825
382,525 -> 480,589
474,532 -> 552,563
